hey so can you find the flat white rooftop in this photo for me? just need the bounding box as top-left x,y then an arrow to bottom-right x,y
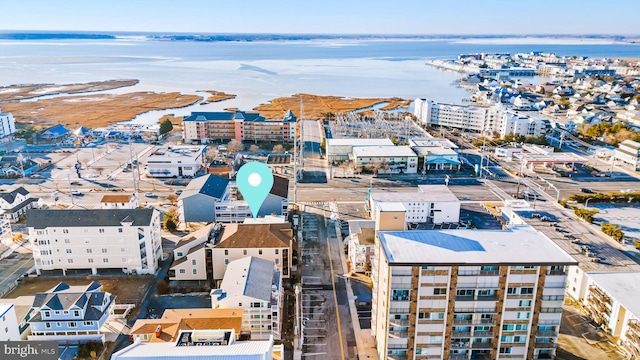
587,272 -> 640,317
379,225 -> 578,266
327,138 -> 393,147
371,186 -> 459,203
377,202 -> 406,212
353,145 -> 417,157
111,340 -> 272,360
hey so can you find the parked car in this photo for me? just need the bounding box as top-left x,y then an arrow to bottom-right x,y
145,192 -> 158,198
175,190 -> 183,195
70,189 -> 82,196
581,188 -> 594,194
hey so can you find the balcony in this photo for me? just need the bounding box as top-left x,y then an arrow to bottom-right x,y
471,342 -> 493,349
450,355 -> 469,360
534,340 -> 556,348
451,342 -> 471,349
389,319 -> 410,327
389,308 -> 410,314
588,286 -> 612,304
536,331 -> 558,337
389,331 -> 409,339
453,319 -> 473,325
451,331 -> 472,338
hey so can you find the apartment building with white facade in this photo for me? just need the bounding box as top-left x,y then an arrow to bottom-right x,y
27,209 -> 162,276
414,99 -> 501,134
614,139 -> 640,170
369,185 -> 460,225
0,304 -> 20,341
499,112 -> 550,138
145,145 -> 206,178
0,112 -> 16,139
371,205 -> 577,360
169,224 -> 215,281
565,271 -> 640,358
211,257 -> 283,340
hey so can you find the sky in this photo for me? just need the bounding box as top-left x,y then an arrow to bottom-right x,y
1,0 -> 639,35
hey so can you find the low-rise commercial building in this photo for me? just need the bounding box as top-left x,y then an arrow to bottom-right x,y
28,209 -> 162,276
211,257 -> 283,340
145,145 -> 206,178
368,185 -> 460,224
326,138 -> 394,163
352,145 -> 419,174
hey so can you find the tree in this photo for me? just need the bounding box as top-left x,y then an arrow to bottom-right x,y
273,144 -> 285,153
159,118 -> 173,135
248,144 -> 260,154
205,146 -> 218,162
167,194 -> 179,205
227,140 -> 244,154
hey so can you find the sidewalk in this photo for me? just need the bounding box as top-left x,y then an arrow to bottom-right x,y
330,212 -> 379,360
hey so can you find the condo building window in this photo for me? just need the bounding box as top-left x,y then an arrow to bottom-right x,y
521,287 -> 534,295
433,288 -> 447,295
391,289 -> 410,301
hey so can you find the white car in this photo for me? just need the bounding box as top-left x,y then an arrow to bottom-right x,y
145,192 -> 158,198
621,189 -> 635,194
70,189 -> 81,195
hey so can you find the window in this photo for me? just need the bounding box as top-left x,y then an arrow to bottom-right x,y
88,258 -> 94,263
499,347 -> 512,354
507,287 -> 518,294
103,258 -> 109,263
87,249 -> 92,254
177,252 -> 183,257
119,228 -> 123,233
224,250 -> 229,256
428,335 -> 443,344
275,258 -> 279,265
259,249 -> 263,255
84,321 -> 93,326
224,259 -> 229,265
457,289 -> 474,297
68,321 -> 77,328
391,289 -> 410,301
521,287 -> 534,295
121,248 -> 125,252
275,249 -> 279,255
99,229 -> 105,234
179,269 -> 185,274
68,259 -> 73,264
517,312 -> 530,319
66,249 -> 72,254
102,248 -> 108,254
63,229 -> 69,234
421,266 -> 435,270
519,300 -> 532,307
433,288 -> 447,295
191,259 -> 196,265
192,269 -> 197,274
45,323 -> 51,329
74,310 -> 80,317
418,312 -> 444,320
43,311 -> 50,318
243,249 -> 247,255
64,239 -> 70,244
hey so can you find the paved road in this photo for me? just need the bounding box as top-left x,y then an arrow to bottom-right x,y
0,252 -> 34,297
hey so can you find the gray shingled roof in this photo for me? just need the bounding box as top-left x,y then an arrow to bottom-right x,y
27,208 -> 155,229
29,282 -> 115,323
0,186 -> 29,204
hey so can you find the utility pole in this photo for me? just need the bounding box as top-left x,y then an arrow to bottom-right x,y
129,140 -> 138,196
67,172 -> 74,205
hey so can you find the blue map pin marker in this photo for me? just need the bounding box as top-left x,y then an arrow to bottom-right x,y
236,162 -> 274,219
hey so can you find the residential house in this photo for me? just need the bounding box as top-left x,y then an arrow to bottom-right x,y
0,304 -> 20,341
22,281 -> 115,344
347,220 -> 375,274
129,308 -> 244,343
28,209 -> 162,276
100,194 -> 139,209
145,145 -> 206,178
211,257 -> 283,340
112,329 -> 281,360
0,186 -> 40,223
178,174 -> 230,223
168,224 -> 216,281
182,110 -> 296,144
371,205 -> 577,360
0,154 -> 39,178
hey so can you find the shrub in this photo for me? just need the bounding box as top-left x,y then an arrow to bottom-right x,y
164,218 -> 177,232
573,208 -> 599,223
601,223 -> 624,242
77,341 -> 103,359
558,199 -> 568,208
634,240 -> 640,250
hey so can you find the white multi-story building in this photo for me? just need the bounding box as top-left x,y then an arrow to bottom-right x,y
368,185 -> 460,224
0,304 -> 20,341
145,145 -> 206,178
566,270 -> 640,358
28,209 -> 162,276
414,99 -> 501,134
371,206 -> 577,360
352,145 -> 419,174
500,111 -> 550,138
211,257 -> 283,340
169,224 -> 215,281
615,139 -> 640,170
0,112 -> 16,139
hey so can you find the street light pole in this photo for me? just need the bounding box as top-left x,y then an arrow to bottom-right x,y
585,198 -> 591,209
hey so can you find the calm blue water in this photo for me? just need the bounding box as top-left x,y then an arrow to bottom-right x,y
1,38 -> 638,123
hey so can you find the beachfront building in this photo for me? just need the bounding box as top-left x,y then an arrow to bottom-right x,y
347,220 -> 375,274
100,194 -> 139,209
128,308 -> 244,343
211,257 -> 283,340
182,110 -> 296,144
326,138 -> 394,163
0,304 -> 20,341
368,185 -> 460,225
352,146 -> 419,175
23,281 -> 116,344
566,270 -> 640,358
145,145 -> 206,178
371,205 -> 577,360
414,99 -> 501,134
614,139 -> 640,170
0,112 -> 16,140
112,329 -> 281,360
28,209 -> 162,276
